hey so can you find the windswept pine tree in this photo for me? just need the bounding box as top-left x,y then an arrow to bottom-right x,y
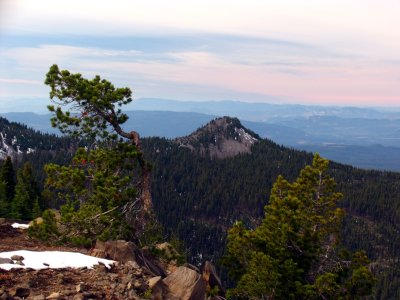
30,65 -> 156,246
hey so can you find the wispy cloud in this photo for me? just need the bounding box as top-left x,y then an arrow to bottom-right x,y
1,0 -> 399,107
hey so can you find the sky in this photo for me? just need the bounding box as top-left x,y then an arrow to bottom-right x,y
0,0 -> 399,112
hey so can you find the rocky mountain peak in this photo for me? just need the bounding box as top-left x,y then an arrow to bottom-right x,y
175,116 -> 260,159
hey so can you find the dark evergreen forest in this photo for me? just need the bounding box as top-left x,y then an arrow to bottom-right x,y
141,136 -> 400,299
0,116 -> 399,298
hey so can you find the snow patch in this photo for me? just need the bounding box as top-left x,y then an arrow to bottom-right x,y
0,250 -> 115,270
234,127 -> 258,144
11,223 -> 30,229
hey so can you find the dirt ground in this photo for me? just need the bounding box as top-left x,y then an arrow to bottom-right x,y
0,222 -> 147,299
0,223 -> 87,253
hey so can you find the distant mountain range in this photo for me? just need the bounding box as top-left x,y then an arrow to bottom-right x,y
1,98 -> 400,171
128,98 -> 400,120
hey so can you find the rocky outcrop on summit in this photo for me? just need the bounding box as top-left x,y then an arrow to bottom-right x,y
176,117 -> 260,159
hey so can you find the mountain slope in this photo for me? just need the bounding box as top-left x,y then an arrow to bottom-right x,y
0,116 -> 76,185
141,117 -> 400,299
0,114 -> 399,298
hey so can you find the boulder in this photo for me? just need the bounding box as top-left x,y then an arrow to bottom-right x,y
91,240 -> 137,262
91,240 -> 166,277
202,261 -> 224,296
162,266 -> 206,300
135,247 -> 166,277
0,257 -> 13,264
148,276 -> 166,300
46,292 -> 61,299
11,255 -> 24,261
148,276 -> 162,289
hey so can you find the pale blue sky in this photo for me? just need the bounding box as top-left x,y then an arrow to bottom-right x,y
0,0 -> 399,112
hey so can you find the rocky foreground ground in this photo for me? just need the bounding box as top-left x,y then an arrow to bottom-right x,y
0,221 -> 224,300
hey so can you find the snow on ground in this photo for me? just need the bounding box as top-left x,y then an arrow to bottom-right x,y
0,250 -> 115,271
11,222 -> 30,229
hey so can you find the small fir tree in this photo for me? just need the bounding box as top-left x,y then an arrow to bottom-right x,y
1,156 -> 15,203
0,180 -> 9,217
11,162 -> 41,220
223,154 -> 375,299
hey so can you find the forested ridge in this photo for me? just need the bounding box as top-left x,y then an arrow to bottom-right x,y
1,116 -> 400,298
141,119 -> 400,299
0,116 -> 76,185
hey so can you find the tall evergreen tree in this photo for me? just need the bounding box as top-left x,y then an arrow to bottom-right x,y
11,162 -> 41,220
1,156 -> 16,202
223,154 -> 375,299
0,180 -> 9,217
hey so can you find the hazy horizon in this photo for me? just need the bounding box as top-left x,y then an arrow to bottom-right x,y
1,97 -> 400,115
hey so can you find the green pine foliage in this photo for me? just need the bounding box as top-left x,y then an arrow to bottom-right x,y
28,209 -> 60,242
0,180 -> 9,217
41,143 -> 141,246
1,156 -> 16,202
32,65 -> 155,247
141,136 -> 399,298
223,154 -> 375,299
11,162 -> 41,220
44,64 -> 132,142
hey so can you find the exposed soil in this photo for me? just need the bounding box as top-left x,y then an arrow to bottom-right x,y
0,222 -> 148,299
0,223 -> 88,253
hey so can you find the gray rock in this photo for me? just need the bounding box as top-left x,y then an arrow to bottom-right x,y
91,240 -> 137,262
0,293 -> 10,300
46,292 -> 61,299
72,294 -> 84,300
0,257 -> 13,264
76,283 -> 85,293
162,266 -> 206,300
203,261 -> 224,297
148,276 -> 162,289
91,240 -> 166,277
11,255 -> 24,261
63,289 -> 75,296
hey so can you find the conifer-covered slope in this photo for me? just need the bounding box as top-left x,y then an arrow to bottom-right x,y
1,115 -> 400,298
0,116 -> 76,185
142,117 -> 400,299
